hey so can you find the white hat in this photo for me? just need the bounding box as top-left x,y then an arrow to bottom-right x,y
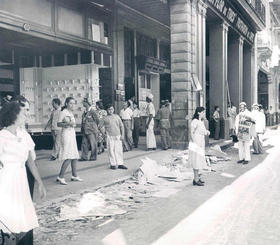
252,103 -> 259,107
239,102 -> 246,106
147,93 -> 154,101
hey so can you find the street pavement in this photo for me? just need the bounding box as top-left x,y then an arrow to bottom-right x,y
33,130 -> 278,245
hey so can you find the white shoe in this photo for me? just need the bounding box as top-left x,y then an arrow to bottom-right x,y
71,176 -> 83,182
56,176 -> 67,185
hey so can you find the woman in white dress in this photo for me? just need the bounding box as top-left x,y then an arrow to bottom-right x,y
57,97 -> 82,185
0,101 -> 46,244
189,107 -> 210,186
146,94 -> 157,150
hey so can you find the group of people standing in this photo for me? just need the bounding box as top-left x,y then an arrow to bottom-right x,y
189,101 -> 266,187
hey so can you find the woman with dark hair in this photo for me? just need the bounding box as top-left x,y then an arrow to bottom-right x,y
0,102 -> 46,244
188,106 -> 210,186
96,101 -> 107,154
57,97 -> 81,185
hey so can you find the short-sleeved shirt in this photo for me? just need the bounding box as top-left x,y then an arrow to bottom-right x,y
120,108 -> 133,120
147,102 -> 155,117
51,109 -> 61,131
132,108 -> 141,118
104,114 -> 124,137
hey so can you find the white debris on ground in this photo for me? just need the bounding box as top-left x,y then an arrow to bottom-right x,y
34,144 -> 231,245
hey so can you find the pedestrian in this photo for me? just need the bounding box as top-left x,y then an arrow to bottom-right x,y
132,101 -> 141,148
44,98 -> 62,161
146,94 -> 156,150
104,104 -> 127,170
189,107 -> 210,186
213,105 -> 220,140
119,101 -> 134,151
251,103 -> 265,154
96,101 -> 107,154
0,101 -> 46,244
80,98 -> 99,161
227,103 -> 237,136
56,97 -> 82,185
157,100 -> 172,150
235,102 -> 255,165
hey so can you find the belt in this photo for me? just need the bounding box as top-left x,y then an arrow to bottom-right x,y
122,119 -> 131,121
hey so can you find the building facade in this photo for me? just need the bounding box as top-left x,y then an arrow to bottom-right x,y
0,0 -> 267,146
257,0 -> 280,126
170,0 -> 266,147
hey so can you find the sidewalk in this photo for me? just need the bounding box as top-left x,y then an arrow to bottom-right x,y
34,136 -> 233,207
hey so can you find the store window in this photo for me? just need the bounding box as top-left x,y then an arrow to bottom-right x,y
139,72 -> 151,89
88,18 -> 109,45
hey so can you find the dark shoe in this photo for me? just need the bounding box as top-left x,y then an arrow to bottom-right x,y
110,166 -> 117,170
90,158 -> 97,161
118,165 -> 128,170
152,148 -> 156,151
147,148 -> 153,151
199,179 -> 205,184
243,161 -> 249,165
237,160 -> 244,164
79,158 -> 88,162
193,180 -> 204,186
252,152 -> 259,155
50,156 -> 57,161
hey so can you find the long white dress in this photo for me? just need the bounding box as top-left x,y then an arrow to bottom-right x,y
58,109 -> 80,160
0,128 -> 39,234
146,102 -> 157,149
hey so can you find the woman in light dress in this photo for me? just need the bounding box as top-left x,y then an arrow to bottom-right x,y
0,101 -> 46,244
189,107 -> 210,186
146,94 -> 157,150
56,97 -> 82,185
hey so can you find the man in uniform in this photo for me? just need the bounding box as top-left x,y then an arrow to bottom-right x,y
80,98 -> 99,161
157,100 -> 172,150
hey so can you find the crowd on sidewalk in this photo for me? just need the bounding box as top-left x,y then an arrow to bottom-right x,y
0,93 -> 268,244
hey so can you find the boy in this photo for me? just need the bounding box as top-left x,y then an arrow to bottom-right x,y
45,98 -> 62,161
104,104 -> 127,170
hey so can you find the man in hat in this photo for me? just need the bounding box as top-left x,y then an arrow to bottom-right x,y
235,102 -> 255,164
156,100 -> 172,150
80,97 -> 99,161
146,93 -> 156,150
251,103 -> 265,154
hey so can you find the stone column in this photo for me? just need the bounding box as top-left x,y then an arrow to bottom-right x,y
197,0 -> 207,107
112,7 -> 125,113
228,36 -> 244,107
243,44 -> 256,108
209,22 -> 228,117
170,0 -> 193,149
209,22 -> 230,139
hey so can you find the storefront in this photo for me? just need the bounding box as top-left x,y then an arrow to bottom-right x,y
0,0 -> 113,132
112,0 -> 170,114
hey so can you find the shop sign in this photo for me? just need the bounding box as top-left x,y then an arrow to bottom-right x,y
206,0 -> 255,43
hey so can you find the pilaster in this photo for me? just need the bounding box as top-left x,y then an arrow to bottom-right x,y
228,36 -> 244,107
209,21 -> 228,118
170,0 -> 193,148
